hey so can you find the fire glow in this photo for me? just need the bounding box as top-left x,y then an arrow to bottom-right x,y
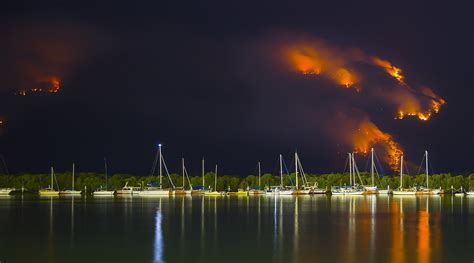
353,119 -> 403,171
286,44 -> 358,88
281,38 -> 445,170
17,77 -> 61,96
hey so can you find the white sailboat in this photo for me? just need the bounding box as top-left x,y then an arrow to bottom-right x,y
417,151 -> 441,195
466,187 -> 474,196
392,155 -> 417,195
279,154 -> 295,196
265,155 -> 284,195
39,167 -> 60,196
331,153 -> 365,195
60,163 -> 82,196
140,144 -> 174,196
116,182 -> 142,195
293,152 -> 311,195
0,156 -> 15,195
363,148 -> 378,194
92,159 -> 115,196
0,188 -> 15,195
249,162 -> 265,195
204,164 -> 222,196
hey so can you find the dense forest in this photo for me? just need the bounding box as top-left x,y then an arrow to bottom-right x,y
0,171 -> 473,192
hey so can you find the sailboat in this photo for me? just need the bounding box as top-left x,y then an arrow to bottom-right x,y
331,153 -> 365,195
192,158 -> 207,195
139,144 -> 175,196
392,155 -> 417,195
0,156 -> 15,195
279,154 -> 295,196
249,162 -> 265,195
60,163 -> 82,195
175,158 -> 193,195
265,155 -> 284,195
293,152 -> 311,195
39,167 -> 60,196
416,151 -> 441,195
204,165 -> 223,196
466,187 -> 474,196
453,186 -> 465,196
92,159 -> 115,196
363,148 -> 378,194
116,182 -> 142,195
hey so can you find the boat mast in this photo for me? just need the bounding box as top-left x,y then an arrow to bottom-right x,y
279,154 -> 283,187
400,155 -> 403,188
72,163 -> 75,191
295,152 -> 299,190
214,165 -> 218,191
258,161 -> 261,188
202,158 -> 205,189
351,153 -> 357,185
51,166 -> 54,190
159,144 -> 162,189
182,158 -> 185,189
104,158 -> 108,190
371,148 -> 375,187
425,150 -> 429,188
349,153 -> 352,186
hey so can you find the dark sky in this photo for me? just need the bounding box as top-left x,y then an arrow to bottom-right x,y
0,0 -> 472,175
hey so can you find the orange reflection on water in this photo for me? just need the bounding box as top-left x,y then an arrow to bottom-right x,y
390,198 -> 405,263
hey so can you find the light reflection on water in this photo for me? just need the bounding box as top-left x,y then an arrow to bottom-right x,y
0,195 -> 472,262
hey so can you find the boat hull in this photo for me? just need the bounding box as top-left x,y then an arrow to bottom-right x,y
0,188 -> 15,195
139,190 -> 171,196
204,191 -> 223,196
59,190 -> 82,195
39,190 -> 60,196
92,191 -> 115,196
392,190 -> 417,195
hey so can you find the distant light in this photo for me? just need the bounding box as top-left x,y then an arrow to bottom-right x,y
158,144 -> 162,147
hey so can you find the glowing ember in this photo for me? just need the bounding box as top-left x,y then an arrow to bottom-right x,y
352,119 -> 403,171
332,68 -> 356,88
372,57 -> 405,85
16,77 -> 61,96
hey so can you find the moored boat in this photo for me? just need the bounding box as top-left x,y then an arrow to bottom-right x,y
39,167 -> 60,196
60,163 -> 82,196
393,155 -> 417,196
0,188 -> 15,195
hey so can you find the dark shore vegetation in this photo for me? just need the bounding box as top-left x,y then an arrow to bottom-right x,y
0,172 -> 473,192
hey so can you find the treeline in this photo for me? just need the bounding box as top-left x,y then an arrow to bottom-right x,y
1,172 -> 474,191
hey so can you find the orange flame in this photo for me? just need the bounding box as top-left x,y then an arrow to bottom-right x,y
394,87 -> 446,121
372,57 -> 405,85
288,47 -> 323,75
285,44 -> 358,88
332,68 -> 356,88
352,119 -> 403,171
16,77 -> 61,96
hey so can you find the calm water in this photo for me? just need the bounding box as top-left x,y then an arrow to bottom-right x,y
0,195 -> 473,262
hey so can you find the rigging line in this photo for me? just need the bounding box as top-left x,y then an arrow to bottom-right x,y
353,158 -> 363,185
53,168 -> 60,191
149,150 -> 159,176
184,166 -> 192,187
416,153 -> 425,175
298,157 -> 309,186
0,154 -> 9,175
373,152 -> 385,176
161,154 -> 176,188
282,158 -> 294,186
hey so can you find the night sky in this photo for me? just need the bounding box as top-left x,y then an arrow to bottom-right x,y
0,1 -> 472,175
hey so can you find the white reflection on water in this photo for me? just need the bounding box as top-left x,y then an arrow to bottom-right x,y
154,199 -> 163,263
